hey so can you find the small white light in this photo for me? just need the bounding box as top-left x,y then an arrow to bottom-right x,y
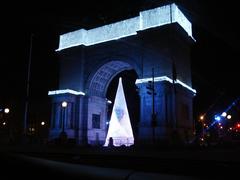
3,122 -> 6,126
221,112 -> 227,117
62,101 -> 68,108
227,115 -> 232,119
4,108 -> 10,114
41,121 -> 45,126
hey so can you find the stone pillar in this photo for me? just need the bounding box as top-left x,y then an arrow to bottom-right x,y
48,93 -> 84,144
174,84 -> 195,143
86,96 -> 108,145
137,81 -> 176,144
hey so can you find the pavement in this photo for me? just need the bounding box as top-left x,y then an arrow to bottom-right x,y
1,144 -> 240,179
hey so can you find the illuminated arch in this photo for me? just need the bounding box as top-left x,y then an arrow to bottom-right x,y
87,60 -> 140,97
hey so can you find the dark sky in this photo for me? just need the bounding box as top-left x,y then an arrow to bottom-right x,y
0,0 -> 239,120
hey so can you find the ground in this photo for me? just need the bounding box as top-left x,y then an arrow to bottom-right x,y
1,143 -> 240,179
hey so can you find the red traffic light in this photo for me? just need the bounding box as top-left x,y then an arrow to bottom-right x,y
236,123 -> 240,128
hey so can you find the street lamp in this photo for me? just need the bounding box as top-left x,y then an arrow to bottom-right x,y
62,101 -> 67,108
226,114 -> 232,120
221,112 -> 227,117
146,68 -> 157,144
4,108 -> 10,114
59,101 -> 68,143
1,108 -> 10,125
61,101 -> 68,133
199,115 -> 205,139
2,107 -> 12,142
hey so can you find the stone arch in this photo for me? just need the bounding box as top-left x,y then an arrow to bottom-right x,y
48,3 -> 196,145
86,59 -> 140,145
87,60 -> 141,97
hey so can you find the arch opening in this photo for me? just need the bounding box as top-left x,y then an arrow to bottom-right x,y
106,70 -> 140,144
87,61 -> 140,146
88,61 -> 132,97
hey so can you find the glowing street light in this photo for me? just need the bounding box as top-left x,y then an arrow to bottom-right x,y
237,123 -> 240,128
221,112 -> 227,117
62,101 -> 68,108
61,101 -> 68,132
59,101 -> 68,143
4,108 -> 10,114
41,121 -> 45,126
227,114 -> 232,120
200,115 -> 204,121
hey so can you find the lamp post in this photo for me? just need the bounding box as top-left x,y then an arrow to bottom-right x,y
24,34 -> 33,137
61,101 -> 67,133
2,108 -> 12,143
60,101 -> 68,143
39,121 -> 46,144
199,115 -> 205,139
1,108 -> 10,125
146,68 -> 157,144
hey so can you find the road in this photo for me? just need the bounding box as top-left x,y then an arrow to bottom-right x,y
1,144 -> 239,179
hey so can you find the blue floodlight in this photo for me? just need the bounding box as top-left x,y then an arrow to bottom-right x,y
214,115 -> 221,121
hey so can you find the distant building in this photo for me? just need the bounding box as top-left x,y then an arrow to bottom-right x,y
48,3 -> 196,145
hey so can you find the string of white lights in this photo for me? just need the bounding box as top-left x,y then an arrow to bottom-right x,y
48,89 -> 85,96
57,3 -> 194,51
135,76 -> 196,93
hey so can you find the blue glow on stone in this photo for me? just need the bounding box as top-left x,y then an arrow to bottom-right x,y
48,89 -> 85,96
57,3 -> 194,51
135,76 -> 196,93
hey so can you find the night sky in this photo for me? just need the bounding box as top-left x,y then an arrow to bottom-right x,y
0,0 -> 239,126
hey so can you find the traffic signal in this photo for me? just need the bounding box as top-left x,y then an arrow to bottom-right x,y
236,123 -> 240,129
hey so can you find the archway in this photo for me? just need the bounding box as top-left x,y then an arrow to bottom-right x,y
87,61 -> 140,145
106,70 -> 140,142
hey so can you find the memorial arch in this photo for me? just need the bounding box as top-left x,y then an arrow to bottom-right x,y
48,3 -> 196,145
85,60 -> 140,145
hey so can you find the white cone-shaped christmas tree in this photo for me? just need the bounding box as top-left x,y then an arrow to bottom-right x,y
104,77 -> 134,146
